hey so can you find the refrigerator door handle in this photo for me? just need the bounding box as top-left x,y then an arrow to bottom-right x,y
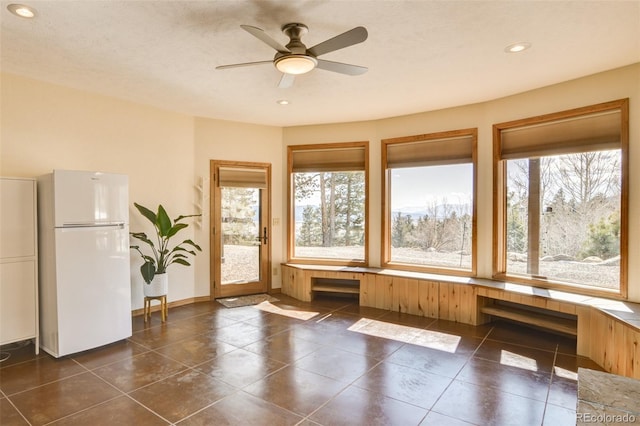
59,222 -> 126,229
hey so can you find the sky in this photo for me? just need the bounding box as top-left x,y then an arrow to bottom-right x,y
292,163 -> 473,213
391,164 -> 473,210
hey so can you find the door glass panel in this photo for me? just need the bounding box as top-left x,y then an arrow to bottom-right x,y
220,187 -> 261,284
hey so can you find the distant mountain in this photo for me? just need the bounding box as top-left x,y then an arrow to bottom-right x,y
392,203 -> 472,220
295,203 -> 471,222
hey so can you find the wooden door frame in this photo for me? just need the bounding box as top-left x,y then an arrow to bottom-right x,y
210,160 -> 271,299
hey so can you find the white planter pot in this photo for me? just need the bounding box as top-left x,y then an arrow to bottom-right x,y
144,273 -> 168,297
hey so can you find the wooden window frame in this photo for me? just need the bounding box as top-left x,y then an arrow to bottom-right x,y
493,99 -> 629,298
287,141 -> 369,266
381,128 -> 478,276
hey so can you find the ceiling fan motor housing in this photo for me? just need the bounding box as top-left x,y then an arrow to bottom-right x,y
275,23 -> 317,74
281,23 -> 309,53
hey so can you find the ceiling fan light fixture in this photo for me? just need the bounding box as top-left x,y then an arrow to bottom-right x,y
275,55 -> 317,75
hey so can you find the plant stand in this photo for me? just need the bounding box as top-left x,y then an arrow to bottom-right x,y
144,295 -> 167,322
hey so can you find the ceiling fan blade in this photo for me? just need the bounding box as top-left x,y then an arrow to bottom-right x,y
307,26 -> 368,57
278,73 -> 296,89
241,25 -> 290,53
216,60 -> 273,70
315,59 -> 367,75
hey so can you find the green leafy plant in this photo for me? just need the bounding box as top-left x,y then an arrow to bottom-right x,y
130,202 -> 202,284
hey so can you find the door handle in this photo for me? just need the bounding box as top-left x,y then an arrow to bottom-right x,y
255,227 -> 268,244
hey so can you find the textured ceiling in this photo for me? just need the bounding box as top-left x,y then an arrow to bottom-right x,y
1,1 -> 639,127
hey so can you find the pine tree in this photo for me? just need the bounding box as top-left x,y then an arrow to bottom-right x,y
297,205 -> 322,246
221,187 -> 258,245
392,212 -> 414,247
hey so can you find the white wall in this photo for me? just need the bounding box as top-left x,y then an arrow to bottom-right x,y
284,63 -> 640,301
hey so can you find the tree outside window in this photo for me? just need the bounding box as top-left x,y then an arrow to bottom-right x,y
288,142 -> 368,265
494,99 -> 628,296
382,129 -> 477,275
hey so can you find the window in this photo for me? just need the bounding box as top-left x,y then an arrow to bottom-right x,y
382,129 -> 477,275
288,142 -> 368,265
493,99 -> 629,296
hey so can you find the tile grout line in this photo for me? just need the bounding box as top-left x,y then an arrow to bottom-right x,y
2,367 -> 88,398
2,393 -> 32,426
295,309 -> 438,424
287,301 -> 391,424
300,357 -> 385,424
303,322 -> 495,426
422,324 -> 495,425
43,356 -> 176,425
298,315 -> 470,425
3,304 -> 217,425
169,301 -> 344,425
539,343 -> 561,426
85,310 -> 242,425
3,300 -> 581,426
132,307 -> 299,423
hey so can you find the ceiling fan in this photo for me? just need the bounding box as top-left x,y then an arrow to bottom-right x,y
216,23 -> 368,88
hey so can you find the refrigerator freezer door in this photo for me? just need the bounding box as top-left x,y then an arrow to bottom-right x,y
53,170 -> 128,227
54,226 -> 132,356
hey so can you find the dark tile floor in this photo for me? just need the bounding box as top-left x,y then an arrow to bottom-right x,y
0,294 -> 603,425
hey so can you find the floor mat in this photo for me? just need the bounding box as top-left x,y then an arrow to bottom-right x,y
217,294 -> 279,308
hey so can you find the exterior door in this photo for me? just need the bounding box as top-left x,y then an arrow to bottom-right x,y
211,160 -> 271,298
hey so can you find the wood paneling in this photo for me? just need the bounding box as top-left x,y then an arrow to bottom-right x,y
576,305 -> 591,357
398,280 -> 409,313
359,273 -> 376,307
374,275 -> 393,310
583,309 -> 640,379
626,327 -> 640,379
280,265 -> 311,302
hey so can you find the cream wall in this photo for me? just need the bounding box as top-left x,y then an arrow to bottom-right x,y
0,73 -> 196,309
283,63 -> 640,301
2,63 -> 638,307
193,118 -> 283,297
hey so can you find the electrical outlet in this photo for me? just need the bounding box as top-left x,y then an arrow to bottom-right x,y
273,267 -> 278,276
273,218 -> 280,226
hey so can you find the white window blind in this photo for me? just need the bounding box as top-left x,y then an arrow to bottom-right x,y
218,167 -> 267,188
291,145 -> 366,172
385,134 -> 474,168
500,110 -> 622,159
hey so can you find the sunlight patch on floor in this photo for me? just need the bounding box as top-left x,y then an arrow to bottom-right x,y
409,329 -> 462,353
348,318 -> 461,352
499,349 -> 539,371
554,365 -> 578,380
253,301 -> 320,320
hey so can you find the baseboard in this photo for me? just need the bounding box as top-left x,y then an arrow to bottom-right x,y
131,295 -> 212,317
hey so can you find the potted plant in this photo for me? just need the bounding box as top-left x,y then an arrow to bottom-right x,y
130,202 -> 202,296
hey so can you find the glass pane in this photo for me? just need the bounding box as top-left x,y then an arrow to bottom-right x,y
389,164 -> 473,270
293,171 -> 365,260
220,187 -> 260,284
506,150 -> 621,290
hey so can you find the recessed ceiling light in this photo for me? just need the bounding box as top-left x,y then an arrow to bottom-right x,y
504,42 -> 531,53
7,3 -> 36,18
276,100 -> 290,105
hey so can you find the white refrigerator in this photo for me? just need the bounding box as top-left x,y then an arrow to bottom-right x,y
38,170 -> 132,357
